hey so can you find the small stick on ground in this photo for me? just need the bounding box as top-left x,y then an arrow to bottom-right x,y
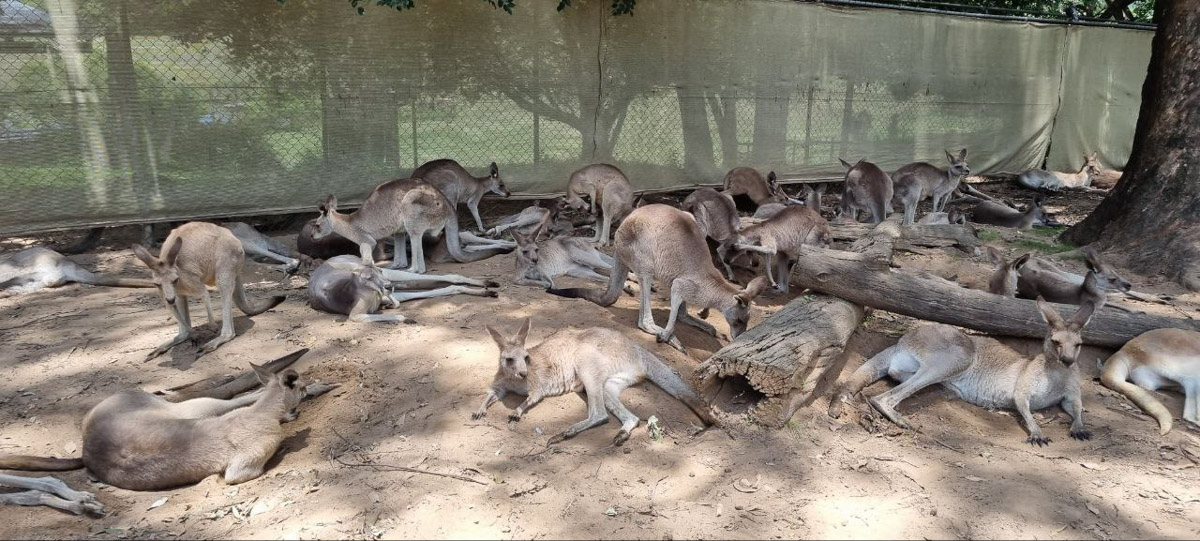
329,429 -> 487,486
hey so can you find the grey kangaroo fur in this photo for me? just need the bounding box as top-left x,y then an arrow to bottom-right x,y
681,187 -> 742,280
917,208 -> 967,225
412,159 -> 510,232
561,163 -> 635,246
511,229 -> 632,292
969,197 -> 1055,229
133,222 -> 286,360
546,204 -> 769,349
836,158 -> 894,225
1013,246 -> 1132,305
221,222 -> 300,274
892,149 -> 971,225
986,246 -> 1031,297
828,297 -> 1098,446
733,205 -> 832,294
721,167 -> 801,207
1,247 -> 154,297
309,255 -> 497,323
473,318 -> 716,446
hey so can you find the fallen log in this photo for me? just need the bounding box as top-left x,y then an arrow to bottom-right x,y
828,221 -> 979,253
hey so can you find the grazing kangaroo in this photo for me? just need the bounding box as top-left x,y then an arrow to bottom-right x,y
221,222 -> 299,274
721,167 -> 798,208
917,208 -> 967,225
969,197 -> 1055,229
511,230 -> 630,291
836,158 -> 893,225
547,204 -> 770,348
412,159 -> 510,232
1016,152 -> 1100,191
473,319 -> 716,445
733,206 -> 832,294
561,164 -> 634,246
1101,328 -> 1200,435
1015,247 -> 1131,306
986,246 -> 1031,296
891,149 -> 971,225
0,247 -> 153,297
828,298 -> 1097,446
309,255 -> 495,323
681,188 -> 741,280
133,222 -> 285,359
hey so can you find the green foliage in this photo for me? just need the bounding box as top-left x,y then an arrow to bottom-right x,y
866,0 -> 1154,23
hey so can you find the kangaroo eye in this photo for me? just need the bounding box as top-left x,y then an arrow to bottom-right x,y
523,355 -> 531,363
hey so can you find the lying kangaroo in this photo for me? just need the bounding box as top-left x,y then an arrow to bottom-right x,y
133,222 -> 285,359
561,164 -> 634,246
548,204 -> 770,348
917,208 -> 966,225
891,149 -> 971,225
1091,162 -> 1122,190
969,197 -> 1054,229
1014,247 -> 1131,305
1101,328 -> 1200,435
487,205 -> 554,239
681,188 -> 741,280
1,247 -> 153,297
722,167 -> 799,208
836,158 -> 893,225
412,159 -> 510,232
986,246 -> 1031,296
0,349 -> 314,490
828,297 -> 1097,446
1017,152 -> 1100,191
511,230 -> 626,290
221,222 -> 299,274
473,319 -> 715,445
734,206 -> 832,294
309,255 -> 495,323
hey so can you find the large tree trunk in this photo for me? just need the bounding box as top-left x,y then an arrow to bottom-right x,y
677,87 -> 715,179
104,0 -> 159,208
1064,0 -> 1200,291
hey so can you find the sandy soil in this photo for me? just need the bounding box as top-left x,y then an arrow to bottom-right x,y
1,183 -> 1199,540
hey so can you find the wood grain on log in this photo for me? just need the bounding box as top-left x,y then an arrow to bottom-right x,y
829,222 -> 979,253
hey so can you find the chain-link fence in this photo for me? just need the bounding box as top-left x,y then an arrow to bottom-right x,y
0,0 -> 1151,234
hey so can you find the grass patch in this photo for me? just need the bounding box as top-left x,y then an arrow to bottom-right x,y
1029,225 -> 1067,238
977,229 -> 1002,243
1012,236 -> 1074,255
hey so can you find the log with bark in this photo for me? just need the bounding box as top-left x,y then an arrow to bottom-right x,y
828,221 -> 979,253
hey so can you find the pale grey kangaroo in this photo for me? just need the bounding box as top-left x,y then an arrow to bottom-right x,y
221,222 -> 300,274
1017,152 -> 1100,192
969,197 -> 1056,229
473,319 -> 716,446
1,247 -> 153,297
828,298 -> 1097,446
412,159 -> 510,232
681,187 -> 741,280
511,229 -> 625,290
892,149 -> 971,225
309,255 -> 496,323
561,163 -> 635,246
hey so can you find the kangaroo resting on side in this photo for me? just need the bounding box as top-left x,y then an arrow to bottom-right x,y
1101,328 -> 1200,435
1,247 -> 153,297
412,159 -> 510,233
721,167 -> 801,209
891,149 -> 971,225
1014,246 -> 1131,306
969,197 -> 1056,229
511,229 -> 631,292
309,255 -> 496,323
133,222 -> 286,359
473,318 -> 716,446
681,187 -> 741,280
561,163 -> 634,246
917,208 -> 967,225
221,222 -> 300,274
547,204 -> 769,349
836,158 -> 893,225
828,297 -> 1097,446
1017,152 -> 1100,192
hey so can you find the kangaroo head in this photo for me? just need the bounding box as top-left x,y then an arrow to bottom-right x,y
559,193 -> 586,212
1027,197 -> 1057,226
724,276 -> 770,339
1082,246 -> 1132,293
1037,296 -> 1095,366
132,238 -> 183,305
313,195 -> 339,240
766,171 -> 786,201
511,230 -> 538,264
486,162 -> 510,197
486,318 -> 532,379
946,148 -> 970,177
1084,152 -> 1101,176
946,208 -> 966,225
986,246 -> 1029,296
252,363 -> 306,422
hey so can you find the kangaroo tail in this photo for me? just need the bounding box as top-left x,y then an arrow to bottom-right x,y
440,204 -> 472,263
233,279 -> 286,316
0,454 -> 83,471
545,255 -> 627,307
77,270 -> 155,289
639,347 -> 716,426
1100,352 -> 1173,435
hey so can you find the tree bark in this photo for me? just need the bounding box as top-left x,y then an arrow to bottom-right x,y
1064,0 -> 1200,291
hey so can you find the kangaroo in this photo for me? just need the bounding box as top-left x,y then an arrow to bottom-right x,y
917,208 -> 967,225
986,246 -> 1031,296
752,202 -> 788,221
681,188 -> 741,280
473,319 -> 716,445
511,229 -> 630,291
412,159 -> 510,233
733,206 -> 832,294
721,167 -> 799,209
132,222 -> 285,359
1091,164 -> 1122,190
312,178 -> 511,272
547,204 -> 770,348
1100,328 -> 1200,435
561,164 -> 634,246
969,197 -> 1055,229
891,149 -> 971,225
828,297 -> 1097,446
221,222 -> 299,274
835,158 -> 893,225
1014,247 -> 1131,307
0,247 -> 153,297
487,205 -> 553,239
297,219 -> 386,262
800,182 -> 827,213
0,349 -> 314,491
1017,152 -> 1100,191
309,255 -> 496,323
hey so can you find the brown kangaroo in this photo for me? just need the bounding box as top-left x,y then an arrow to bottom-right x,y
721,167 -> 794,208
986,246 -> 1031,297
412,159 -> 510,232
891,149 -> 971,225
733,205 -> 832,294
1015,247 -> 1132,306
836,158 -> 893,225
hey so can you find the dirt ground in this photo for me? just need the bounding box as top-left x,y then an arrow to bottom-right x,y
2,181 -> 1199,540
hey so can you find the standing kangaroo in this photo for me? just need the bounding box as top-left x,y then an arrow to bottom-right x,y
1017,152 -> 1100,191
561,164 -> 634,246
1014,247 -> 1132,305
133,222 -> 285,359
473,319 -> 716,445
309,255 -> 496,323
547,204 -> 769,348
892,149 -> 971,225
412,159 -> 510,232
969,197 -> 1055,229
836,158 -> 893,225
681,187 -> 741,280
828,298 -> 1097,446
1101,328 -> 1200,435
1,247 -> 153,297
733,205 -> 832,294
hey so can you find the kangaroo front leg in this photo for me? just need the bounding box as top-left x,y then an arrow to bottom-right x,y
168,391 -> 263,419
1063,390 -> 1092,441
509,391 -> 544,422
146,297 -> 192,360
678,302 -> 720,338
469,200 -> 486,233
472,386 -> 507,420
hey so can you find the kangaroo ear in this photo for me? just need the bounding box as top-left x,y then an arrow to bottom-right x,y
516,317 -> 531,345
250,362 -> 272,386
489,162 -> 499,177
1082,246 -> 1101,272
1014,252 -> 1031,270
945,149 -> 955,162
1036,296 -> 1066,330
838,158 -> 853,170
511,230 -> 528,245
1068,300 -> 1097,331
959,148 -> 968,160
163,237 -> 183,267
767,171 -> 777,183
281,369 -> 300,389
131,243 -> 158,268
323,194 -> 338,212
485,325 -> 506,347
738,276 -> 771,304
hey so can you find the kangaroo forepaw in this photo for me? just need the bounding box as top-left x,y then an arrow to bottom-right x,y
1069,428 -> 1093,441
483,290 -> 499,298
507,412 -> 522,423
471,411 -> 485,420
612,430 -> 631,446
1026,435 -> 1052,447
